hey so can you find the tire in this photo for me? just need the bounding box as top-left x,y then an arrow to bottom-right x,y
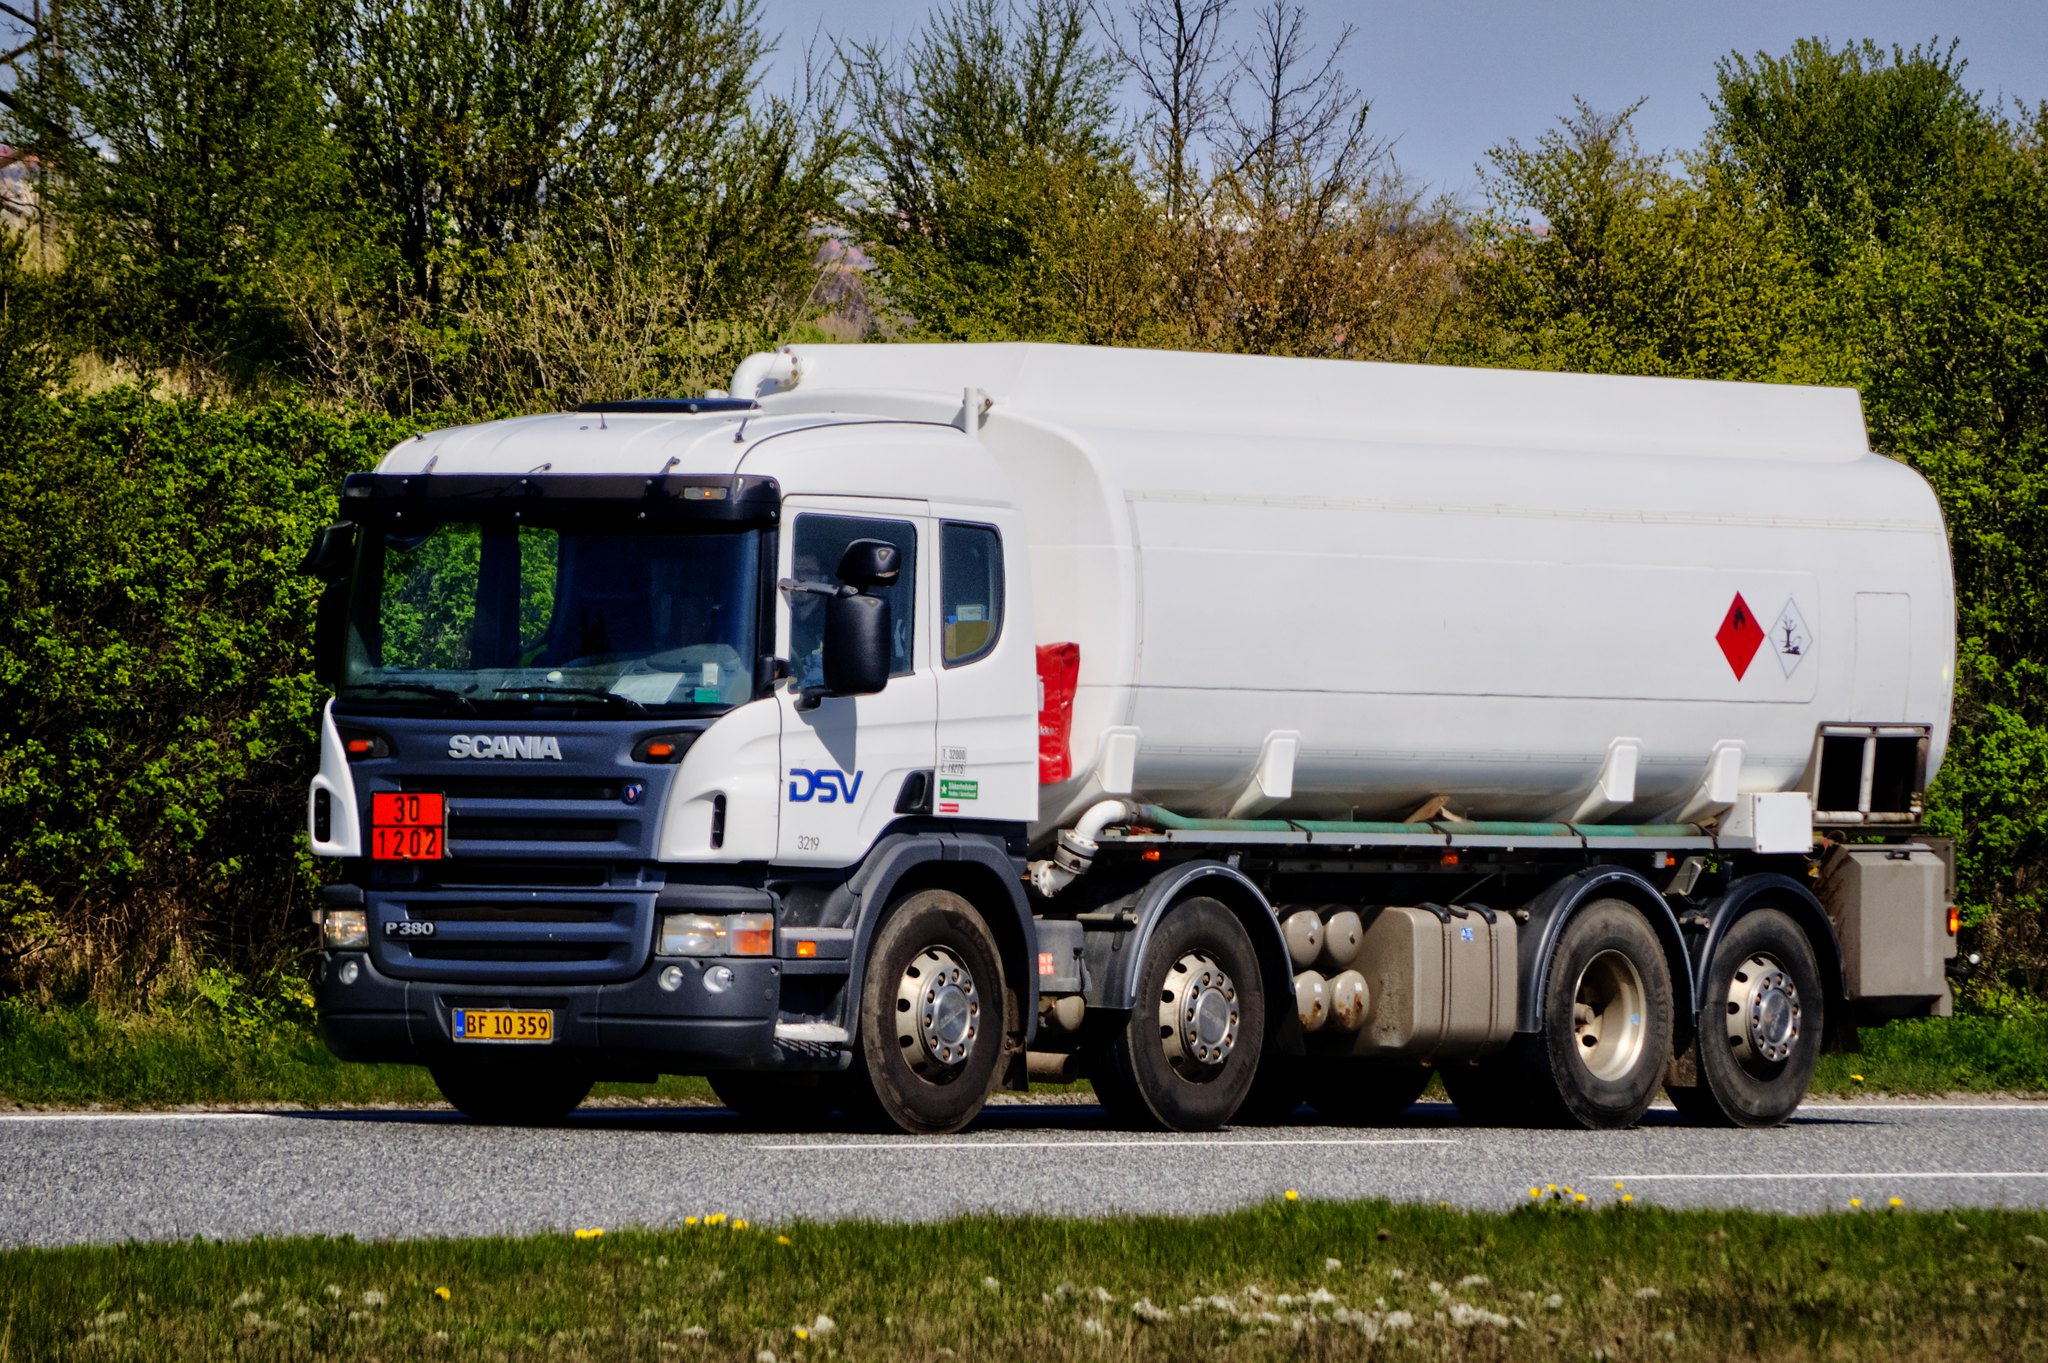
431,1065 -> 593,1125
1089,898 -> 1267,1132
1234,1052 -> 1307,1125
1666,908 -> 1824,1128
709,1071 -> 844,1131
1447,898 -> 1674,1129
1439,1046 -> 1533,1125
1306,1061 -> 1434,1125
841,889 -> 1006,1135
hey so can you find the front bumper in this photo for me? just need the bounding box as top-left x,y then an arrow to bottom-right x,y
315,949 -> 810,1076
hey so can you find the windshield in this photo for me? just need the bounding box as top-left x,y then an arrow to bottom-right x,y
344,514 -> 763,713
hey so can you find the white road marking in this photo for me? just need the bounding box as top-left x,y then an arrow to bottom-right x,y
0,1112 -> 282,1123
759,1136 -> 1458,1151
1793,1103 -> 2048,1113
1602,1170 -> 2048,1182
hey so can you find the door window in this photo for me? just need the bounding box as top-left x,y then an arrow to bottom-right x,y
941,524 -> 1004,667
790,514 -> 917,685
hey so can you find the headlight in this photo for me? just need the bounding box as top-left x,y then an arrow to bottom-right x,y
321,908 -> 369,949
659,913 -> 726,956
657,912 -> 775,957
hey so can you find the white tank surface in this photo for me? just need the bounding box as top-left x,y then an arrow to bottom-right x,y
755,343 -> 1955,835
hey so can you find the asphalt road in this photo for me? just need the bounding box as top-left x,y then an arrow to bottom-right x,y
4,1098 -> 2046,1248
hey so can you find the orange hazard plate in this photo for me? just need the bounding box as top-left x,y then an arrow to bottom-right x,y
371,792 -> 445,860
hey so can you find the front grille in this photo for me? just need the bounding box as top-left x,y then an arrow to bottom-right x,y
448,815 -> 620,843
407,943 -> 611,964
368,891 -> 655,984
403,776 -> 627,802
413,863 -> 613,889
405,902 -> 612,923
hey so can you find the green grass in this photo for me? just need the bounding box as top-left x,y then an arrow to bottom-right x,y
6,1200 -> 2047,1361
3,999 -> 2043,1111
0,1001 -> 711,1110
1813,1015 -> 2048,1097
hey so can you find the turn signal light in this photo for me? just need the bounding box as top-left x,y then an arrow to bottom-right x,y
1947,904 -> 1961,936
633,732 -> 699,764
729,913 -> 773,956
338,728 -> 391,760
795,939 -> 817,959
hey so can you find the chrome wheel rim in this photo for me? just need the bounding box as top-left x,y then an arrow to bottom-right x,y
1726,952 -> 1800,1068
896,946 -> 980,1077
1571,949 -> 1648,1082
1159,950 -> 1240,1072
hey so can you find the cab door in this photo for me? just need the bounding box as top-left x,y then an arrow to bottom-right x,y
774,497 -> 936,866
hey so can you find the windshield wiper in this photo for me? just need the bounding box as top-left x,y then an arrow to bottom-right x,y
492,685 -> 648,713
341,681 -> 477,714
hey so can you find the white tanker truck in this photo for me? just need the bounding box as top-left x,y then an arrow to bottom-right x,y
302,343 -> 1959,1133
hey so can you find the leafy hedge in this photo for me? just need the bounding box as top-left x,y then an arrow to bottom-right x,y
0,392 -> 420,994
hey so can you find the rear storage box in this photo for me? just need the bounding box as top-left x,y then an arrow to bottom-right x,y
1818,845 -> 1955,1019
1325,905 -> 1517,1060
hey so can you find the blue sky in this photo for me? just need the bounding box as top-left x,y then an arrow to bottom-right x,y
761,0 -> 2048,203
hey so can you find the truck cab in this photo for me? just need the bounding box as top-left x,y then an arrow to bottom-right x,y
307,396 -> 1041,1130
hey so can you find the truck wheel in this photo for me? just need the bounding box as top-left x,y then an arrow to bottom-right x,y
1667,908 -> 1824,1127
1528,898 -> 1674,1128
709,1072 -> 843,1131
1234,1053 -> 1307,1125
1439,1050 -> 1529,1125
1447,899 -> 1673,1129
431,1066 -> 593,1125
1090,898 -> 1267,1132
1307,1061 -> 1434,1125
842,889 -> 1006,1135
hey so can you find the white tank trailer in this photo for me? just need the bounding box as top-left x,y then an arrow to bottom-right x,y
304,342 -> 1961,1137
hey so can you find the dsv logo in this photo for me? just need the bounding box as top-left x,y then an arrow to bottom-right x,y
787,767 -> 864,803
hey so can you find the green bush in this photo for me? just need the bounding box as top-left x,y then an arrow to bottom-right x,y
0,391 -> 421,995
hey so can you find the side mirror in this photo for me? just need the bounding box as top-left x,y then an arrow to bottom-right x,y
835,539 -> 901,590
304,523 -> 357,688
302,522 -> 357,582
821,592 -> 891,697
312,580 -> 349,688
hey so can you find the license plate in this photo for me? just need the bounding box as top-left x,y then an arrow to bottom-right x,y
453,1008 -> 553,1043
371,792 -> 444,861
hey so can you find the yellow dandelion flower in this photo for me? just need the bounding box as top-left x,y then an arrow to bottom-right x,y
1546,1184 -> 1557,1193
433,1287 -> 451,1302
1528,1187 -> 1540,1199
685,1217 -> 700,1227
1284,1189 -> 1300,1202
1574,1193 -> 1587,1204
1851,1074 -> 1865,1083
1613,1182 -> 1625,1191
1621,1194 -> 1633,1204
1889,1197 -> 1903,1209
574,1228 -> 604,1239
707,1213 -> 727,1226
777,1235 -> 793,1246
733,1219 -> 749,1230
795,1328 -> 809,1341
1849,1198 -> 1862,1209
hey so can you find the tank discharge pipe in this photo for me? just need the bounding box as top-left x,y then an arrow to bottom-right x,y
1030,800 -> 1131,898
727,347 -> 803,400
